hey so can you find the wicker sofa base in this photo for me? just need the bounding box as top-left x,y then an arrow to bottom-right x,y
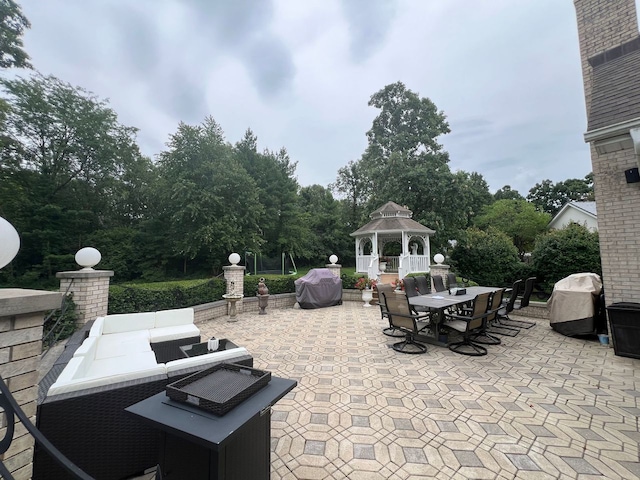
32,325 -> 253,480
35,337 -> 253,480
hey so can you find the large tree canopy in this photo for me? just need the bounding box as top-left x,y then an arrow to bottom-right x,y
0,0 -> 31,69
474,199 -> 551,256
527,174 -> 594,215
235,129 -> 309,259
156,117 -> 263,272
333,81 -> 491,249
0,73 -> 150,280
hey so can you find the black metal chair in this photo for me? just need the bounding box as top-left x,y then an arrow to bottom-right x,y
402,277 -> 430,316
432,275 -> 447,293
446,273 -> 457,289
0,376 -> 93,480
508,277 -> 537,328
415,275 -> 431,295
470,289 -> 504,346
492,279 -> 523,336
443,292 -> 491,356
382,292 -> 429,354
377,283 -> 404,337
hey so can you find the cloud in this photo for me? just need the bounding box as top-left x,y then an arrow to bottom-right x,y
16,0 -> 594,196
185,0 -> 295,98
340,0 -> 398,62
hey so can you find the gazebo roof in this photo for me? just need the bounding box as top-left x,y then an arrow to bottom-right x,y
350,201 -> 435,236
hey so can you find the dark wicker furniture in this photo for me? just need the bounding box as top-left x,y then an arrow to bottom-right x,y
34,336 -> 252,480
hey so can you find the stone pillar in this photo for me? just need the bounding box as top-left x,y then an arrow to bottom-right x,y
325,263 -> 341,278
56,269 -> 114,326
223,265 -> 245,313
0,288 -> 62,479
429,263 -> 450,290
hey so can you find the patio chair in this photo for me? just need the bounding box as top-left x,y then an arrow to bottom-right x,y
493,279 -> 523,336
402,277 -> 431,316
507,277 -> 537,328
470,289 -> 504,346
382,292 -> 429,354
0,376 -> 93,480
443,292 -> 491,356
446,273 -> 458,289
415,275 -> 431,295
432,275 -> 447,293
377,283 -> 404,338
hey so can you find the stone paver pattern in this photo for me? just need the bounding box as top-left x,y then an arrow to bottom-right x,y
194,302 -> 639,478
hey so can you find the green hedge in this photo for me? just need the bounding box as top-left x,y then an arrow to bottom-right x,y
108,271 -> 363,314
108,278 -> 226,314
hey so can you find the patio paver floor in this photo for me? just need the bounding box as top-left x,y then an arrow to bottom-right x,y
183,302 -> 640,479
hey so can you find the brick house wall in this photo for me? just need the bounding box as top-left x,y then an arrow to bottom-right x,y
574,0 -> 640,305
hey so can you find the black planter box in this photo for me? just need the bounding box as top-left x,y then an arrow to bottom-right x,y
606,302 -> 640,359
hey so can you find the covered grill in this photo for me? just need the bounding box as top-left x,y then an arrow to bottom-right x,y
548,273 -> 605,336
294,268 -> 343,309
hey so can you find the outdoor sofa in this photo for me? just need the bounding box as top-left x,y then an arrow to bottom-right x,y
34,308 -> 253,480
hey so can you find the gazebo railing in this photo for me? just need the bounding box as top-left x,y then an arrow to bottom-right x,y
407,255 -> 430,273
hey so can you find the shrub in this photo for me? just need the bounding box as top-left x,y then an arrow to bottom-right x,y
450,227 -> 521,287
243,276 -> 297,296
43,293 -> 78,347
531,222 -> 601,292
108,278 -> 226,314
341,272 -> 363,289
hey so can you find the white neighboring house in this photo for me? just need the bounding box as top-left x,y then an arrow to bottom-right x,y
548,201 -> 598,232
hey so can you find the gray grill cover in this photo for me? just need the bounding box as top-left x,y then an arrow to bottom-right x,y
295,268 -> 343,309
548,273 -> 602,336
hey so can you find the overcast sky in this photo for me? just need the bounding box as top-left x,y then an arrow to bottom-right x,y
16,0 -> 598,196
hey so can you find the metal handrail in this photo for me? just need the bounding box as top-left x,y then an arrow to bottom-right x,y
0,375 -> 93,480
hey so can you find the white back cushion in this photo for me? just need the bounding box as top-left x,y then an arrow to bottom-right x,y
165,347 -> 249,374
102,312 -> 156,334
149,324 -> 200,344
89,317 -> 104,337
154,308 -> 194,328
73,336 -> 99,360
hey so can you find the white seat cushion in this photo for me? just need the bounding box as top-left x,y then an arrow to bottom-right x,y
48,350 -> 165,396
149,324 -> 200,344
85,351 -> 160,379
154,308 -> 194,328
94,331 -> 151,359
102,312 -> 156,334
48,358 -> 166,396
165,347 -> 249,374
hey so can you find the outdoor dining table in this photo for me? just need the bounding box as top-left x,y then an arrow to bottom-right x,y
409,286 -> 500,347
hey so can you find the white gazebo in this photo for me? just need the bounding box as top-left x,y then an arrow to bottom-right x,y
350,201 -> 435,280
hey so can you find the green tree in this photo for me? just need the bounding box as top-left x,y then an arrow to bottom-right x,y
0,0 -> 31,69
234,129 -> 309,259
450,227 -> 521,287
157,117 -> 263,274
474,199 -> 551,256
531,222 -> 601,291
330,159 -> 371,231
494,185 -> 524,201
0,73 -> 148,283
298,184 -> 351,264
527,174 -> 594,215
347,81 -> 493,248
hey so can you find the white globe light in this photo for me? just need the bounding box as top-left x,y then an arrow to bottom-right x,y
228,252 -> 241,265
0,216 -> 20,270
75,247 -> 101,269
433,253 -> 445,265
329,254 -> 338,264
